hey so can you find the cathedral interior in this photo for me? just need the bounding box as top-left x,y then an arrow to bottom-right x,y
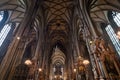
0,0 -> 120,80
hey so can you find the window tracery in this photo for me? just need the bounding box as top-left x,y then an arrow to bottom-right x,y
0,23 -> 12,47
0,11 -> 4,22
112,12 -> 120,27
105,12 -> 120,56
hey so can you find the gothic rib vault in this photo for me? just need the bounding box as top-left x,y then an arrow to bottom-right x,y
0,0 -> 120,80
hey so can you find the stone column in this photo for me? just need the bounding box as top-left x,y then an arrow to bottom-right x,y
79,5 -> 105,79
0,1 -> 39,80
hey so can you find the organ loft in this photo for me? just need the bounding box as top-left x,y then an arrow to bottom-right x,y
0,0 -> 120,80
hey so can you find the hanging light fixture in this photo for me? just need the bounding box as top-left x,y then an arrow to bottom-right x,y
24,59 -> 32,65
83,60 -> 90,65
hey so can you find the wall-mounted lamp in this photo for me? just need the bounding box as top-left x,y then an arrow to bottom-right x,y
17,36 -> 20,40
38,68 -> 42,72
89,40 -> 93,44
60,75 -> 62,78
73,68 -> 77,72
54,75 -> 57,78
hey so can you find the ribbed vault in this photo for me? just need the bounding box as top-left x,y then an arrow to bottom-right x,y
89,0 -> 120,23
0,0 -> 31,27
0,0 -> 120,80
42,0 -> 74,23
41,0 -> 74,58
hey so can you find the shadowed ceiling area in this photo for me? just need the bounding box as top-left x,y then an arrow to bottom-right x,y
42,0 -> 74,23
41,0 -> 74,57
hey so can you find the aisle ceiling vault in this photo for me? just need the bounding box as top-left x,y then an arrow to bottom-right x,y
0,0 -> 28,24
86,0 -> 120,23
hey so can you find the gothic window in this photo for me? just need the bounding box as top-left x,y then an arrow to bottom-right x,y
0,23 -> 12,47
112,12 -> 120,27
105,12 -> 120,56
0,11 -> 11,47
105,25 -> 120,55
0,11 -> 13,63
0,11 -> 4,22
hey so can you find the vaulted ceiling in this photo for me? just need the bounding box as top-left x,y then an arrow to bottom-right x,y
0,0 -> 120,36
42,0 -> 74,23
0,0 -> 120,57
41,0 -> 74,55
86,0 -> 120,23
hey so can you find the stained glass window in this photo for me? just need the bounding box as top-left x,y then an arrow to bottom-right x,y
0,23 -> 12,47
112,12 -> 120,27
105,25 -> 120,55
0,11 -> 4,22
0,11 -> 11,47
0,11 -> 10,62
105,12 -> 120,56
